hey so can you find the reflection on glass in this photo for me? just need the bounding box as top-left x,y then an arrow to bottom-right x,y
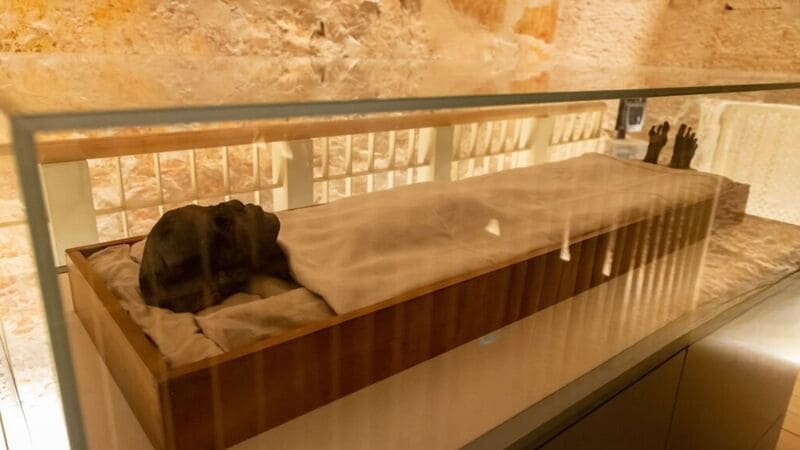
6,85 -> 800,450
0,113 -> 69,450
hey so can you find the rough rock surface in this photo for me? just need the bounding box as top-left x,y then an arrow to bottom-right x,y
555,0 -> 800,149
0,1 -> 554,114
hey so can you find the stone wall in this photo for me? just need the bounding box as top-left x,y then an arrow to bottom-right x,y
0,0 -> 557,56
1,0 -> 429,57
2,0 -> 796,115
449,0 -> 558,41
556,0 -> 800,72
0,1 -> 557,115
555,0 -> 800,137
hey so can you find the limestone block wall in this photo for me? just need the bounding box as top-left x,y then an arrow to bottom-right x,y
449,0 -> 558,41
0,0 -> 557,116
1,0 -> 796,121
554,0 -> 800,142
556,0 -> 800,72
0,1 -> 430,57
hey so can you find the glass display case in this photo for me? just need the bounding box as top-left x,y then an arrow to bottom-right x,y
2,51 -> 800,450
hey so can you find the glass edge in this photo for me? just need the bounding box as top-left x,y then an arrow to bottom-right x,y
11,81 -> 800,132
7,124 -> 88,450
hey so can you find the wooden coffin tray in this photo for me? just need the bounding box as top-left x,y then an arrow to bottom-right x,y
67,192 -> 719,450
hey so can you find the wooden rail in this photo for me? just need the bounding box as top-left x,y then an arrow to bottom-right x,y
0,102 -> 606,164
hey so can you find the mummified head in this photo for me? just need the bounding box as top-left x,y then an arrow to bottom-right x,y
138,200 -> 289,313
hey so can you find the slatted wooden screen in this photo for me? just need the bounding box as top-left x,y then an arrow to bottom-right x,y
34,102 -> 607,248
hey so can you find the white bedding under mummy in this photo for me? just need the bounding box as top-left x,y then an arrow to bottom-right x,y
88,243 -> 334,365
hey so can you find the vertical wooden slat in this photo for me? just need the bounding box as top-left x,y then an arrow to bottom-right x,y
272,140 -> 314,211
322,138 -> 330,203
253,143 -> 262,206
407,129 -> 417,183
344,135 -> 353,197
222,146 -> 231,202
431,126 -> 454,182
189,149 -> 199,205
115,156 -> 130,237
366,133 -> 375,192
41,161 -> 100,264
153,153 -> 165,215
387,131 -> 396,189
532,116 -> 555,164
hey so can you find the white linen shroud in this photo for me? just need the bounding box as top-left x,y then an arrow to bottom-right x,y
196,288 -> 333,352
277,154 -> 728,315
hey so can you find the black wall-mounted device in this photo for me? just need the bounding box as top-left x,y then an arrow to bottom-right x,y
615,98 -> 647,139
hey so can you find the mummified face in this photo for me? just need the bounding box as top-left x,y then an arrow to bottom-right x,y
138,200 -> 289,313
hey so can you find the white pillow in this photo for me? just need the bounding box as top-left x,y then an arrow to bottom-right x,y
246,275 -> 299,298
130,239 -> 146,264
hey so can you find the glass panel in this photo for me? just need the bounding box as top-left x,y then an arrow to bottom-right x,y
8,87 -> 800,450
125,206 -> 161,237
350,175 -> 369,196
393,130 -> 413,167
197,195 -> 227,207
257,143 -> 275,188
163,200 -> 194,214
0,112 -> 70,450
95,212 -> 126,241
372,132 -> 392,170
372,172 -> 390,192
87,158 -> 122,211
230,191 -> 256,205
158,151 -> 194,204
327,136 -> 348,177
327,178 -> 347,203
258,190 -> 275,212
4,3 -> 800,449
194,148 -> 226,198
119,154 -> 159,209
0,54 -> 798,116
227,145 -> 256,193
351,134 -> 370,174
311,138 -> 326,180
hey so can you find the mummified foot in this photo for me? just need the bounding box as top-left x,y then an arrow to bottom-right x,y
669,124 -> 698,169
643,121 -> 670,164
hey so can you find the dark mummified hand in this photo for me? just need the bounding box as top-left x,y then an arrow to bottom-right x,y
669,124 -> 698,169
139,200 -> 292,313
644,121 -> 670,164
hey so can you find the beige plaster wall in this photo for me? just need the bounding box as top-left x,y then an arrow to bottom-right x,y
0,0 -> 557,115
556,0 -> 800,72
555,0 -> 800,135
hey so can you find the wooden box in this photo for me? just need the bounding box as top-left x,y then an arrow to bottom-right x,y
715,180 -> 750,228
67,195 -> 718,450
